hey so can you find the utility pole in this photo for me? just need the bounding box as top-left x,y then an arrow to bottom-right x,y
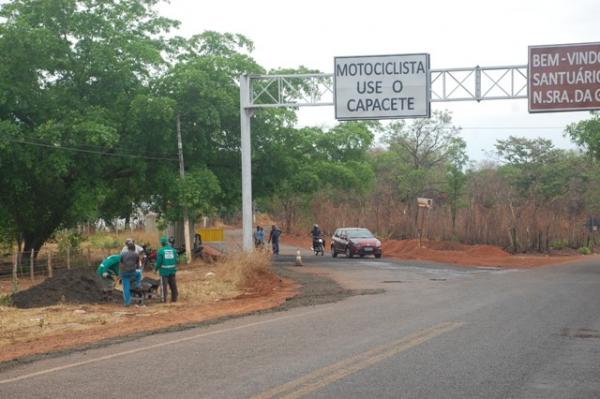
240,75 -> 254,251
177,113 -> 192,264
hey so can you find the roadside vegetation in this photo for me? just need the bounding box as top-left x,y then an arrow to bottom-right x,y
0,249 -> 276,362
1,0 -> 600,264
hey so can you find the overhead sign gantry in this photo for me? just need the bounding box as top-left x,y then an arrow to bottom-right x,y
334,53 -> 430,120
529,42 -> 600,112
239,42 -> 600,251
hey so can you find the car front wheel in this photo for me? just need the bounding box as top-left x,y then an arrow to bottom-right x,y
375,253 -> 382,259
346,247 -> 353,258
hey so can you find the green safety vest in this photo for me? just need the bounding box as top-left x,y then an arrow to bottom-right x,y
96,255 -> 120,277
156,245 -> 178,276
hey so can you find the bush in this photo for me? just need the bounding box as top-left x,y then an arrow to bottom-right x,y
54,229 -> 82,255
578,246 -> 592,255
0,293 -> 12,306
88,233 -> 120,249
550,239 -> 569,250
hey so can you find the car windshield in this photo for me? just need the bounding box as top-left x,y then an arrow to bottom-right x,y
347,229 -> 374,239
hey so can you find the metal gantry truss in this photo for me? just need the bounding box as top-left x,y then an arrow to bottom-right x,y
430,65 -> 527,102
240,65 -> 529,250
247,65 -> 528,108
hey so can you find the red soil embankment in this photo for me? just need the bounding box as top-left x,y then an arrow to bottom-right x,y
281,234 -> 590,268
383,239 -> 588,268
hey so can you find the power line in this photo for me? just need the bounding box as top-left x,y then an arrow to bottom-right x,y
1,134 -> 176,159
460,126 -> 567,130
4,138 -> 178,162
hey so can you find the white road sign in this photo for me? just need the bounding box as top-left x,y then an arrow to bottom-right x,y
334,53 -> 430,120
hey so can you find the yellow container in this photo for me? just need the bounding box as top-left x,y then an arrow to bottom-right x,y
197,228 -> 224,243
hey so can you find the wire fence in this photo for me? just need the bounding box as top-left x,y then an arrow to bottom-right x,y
0,248 -> 109,283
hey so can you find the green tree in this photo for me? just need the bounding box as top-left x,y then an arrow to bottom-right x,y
0,0 -> 178,256
495,136 -> 590,251
254,121 -> 375,232
566,111 -> 600,159
446,137 -> 468,235
382,110 -> 462,229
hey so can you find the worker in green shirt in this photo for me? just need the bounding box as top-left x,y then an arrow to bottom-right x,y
155,236 -> 178,303
96,254 -> 120,302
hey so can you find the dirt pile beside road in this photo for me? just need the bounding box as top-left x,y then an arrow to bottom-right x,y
1,260 -> 296,364
281,234 -> 588,268
11,268 -> 111,308
382,239 -> 588,268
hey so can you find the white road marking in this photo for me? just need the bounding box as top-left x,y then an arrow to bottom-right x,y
0,307 -> 329,385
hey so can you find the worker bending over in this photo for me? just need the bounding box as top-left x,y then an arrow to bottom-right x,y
96,254 -> 120,301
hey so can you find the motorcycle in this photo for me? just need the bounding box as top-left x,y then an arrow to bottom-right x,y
312,236 -> 325,256
141,244 -> 157,270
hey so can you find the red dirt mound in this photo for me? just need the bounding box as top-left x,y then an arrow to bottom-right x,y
382,239 -> 467,254
382,238 -> 586,268
283,234 -> 589,268
466,245 -> 510,258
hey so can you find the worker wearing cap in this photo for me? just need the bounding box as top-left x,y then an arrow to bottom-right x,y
96,254 -> 120,301
120,239 -> 142,306
155,236 -> 178,303
121,238 -> 144,255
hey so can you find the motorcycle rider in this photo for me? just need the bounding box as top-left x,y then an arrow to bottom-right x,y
311,224 -> 324,253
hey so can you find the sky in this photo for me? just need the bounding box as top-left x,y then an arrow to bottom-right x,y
157,0 -> 600,162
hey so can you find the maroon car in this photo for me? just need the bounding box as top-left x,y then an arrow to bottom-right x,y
331,227 -> 382,258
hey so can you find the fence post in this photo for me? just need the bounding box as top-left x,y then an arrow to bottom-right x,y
12,252 -> 19,293
30,249 -> 35,281
18,251 -> 24,278
87,248 -> 91,267
66,247 -> 71,270
48,251 -> 53,278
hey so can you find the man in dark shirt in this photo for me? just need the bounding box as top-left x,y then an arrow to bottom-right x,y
120,240 -> 141,306
268,225 -> 281,255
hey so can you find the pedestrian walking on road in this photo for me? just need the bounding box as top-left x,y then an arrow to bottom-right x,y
254,225 -> 265,248
268,225 -> 281,255
155,236 -> 178,303
120,240 -> 142,306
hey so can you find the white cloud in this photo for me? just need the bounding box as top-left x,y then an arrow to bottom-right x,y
158,0 -> 598,160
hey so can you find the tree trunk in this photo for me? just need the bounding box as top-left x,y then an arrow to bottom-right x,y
450,205 -> 457,237
21,231 -> 51,265
508,226 -> 518,253
281,198 -> 296,234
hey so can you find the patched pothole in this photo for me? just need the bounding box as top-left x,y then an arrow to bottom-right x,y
561,328 -> 600,339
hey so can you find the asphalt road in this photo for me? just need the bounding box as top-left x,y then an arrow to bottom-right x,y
1,250 -> 599,398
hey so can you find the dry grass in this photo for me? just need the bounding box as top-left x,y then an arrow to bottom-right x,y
0,250 -> 275,350
215,249 -> 273,289
0,304 -> 122,347
177,249 -> 273,302
176,267 -> 240,304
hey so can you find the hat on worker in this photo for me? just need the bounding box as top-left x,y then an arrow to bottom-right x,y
159,236 -> 168,244
125,238 -> 134,246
